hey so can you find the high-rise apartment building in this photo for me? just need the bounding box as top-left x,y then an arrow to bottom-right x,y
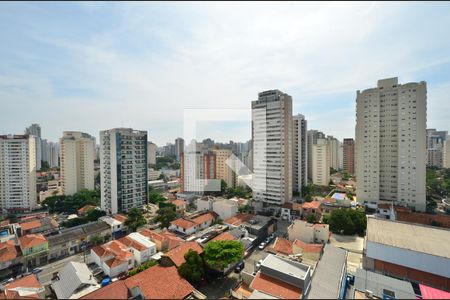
0,135 -> 37,213
343,138 -> 355,174
326,136 -> 341,171
49,142 -> 59,168
100,128 -> 147,214
175,138 -> 184,162
60,131 -> 95,196
292,114 -> 307,195
307,130 -> 325,182
213,149 -> 235,188
180,142 -> 216,193
355,77 -> 426,211
426,129 -> 447,168
147,142 -> 157,165
252,90 -> 293,207
312,139 -> 330,186
444,139 -> 450,168
25,124 -> 42,171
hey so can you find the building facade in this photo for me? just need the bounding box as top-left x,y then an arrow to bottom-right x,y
147,142 -> 157,165
100,128 -> 148,214
0,135 -> 37,213
25,124 -> 41,170
355,77 -> 427,211
307,130 -> 326,182
312,139 -> 330,186
175,138 -> 184,162
60,131 -> 95,196
293,114 -> 307,195
180,142 -> 216,193
213,149 -> 235,188
252,90 -> 293,208
343,138 -> 355,174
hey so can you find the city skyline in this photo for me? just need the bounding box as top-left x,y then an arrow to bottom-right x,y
1,2 -> 450,145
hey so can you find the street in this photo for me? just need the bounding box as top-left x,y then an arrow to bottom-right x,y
37,253 -> 89,286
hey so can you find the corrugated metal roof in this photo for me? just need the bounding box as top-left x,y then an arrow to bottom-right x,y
354,269 -> 416,299
306,244 -> 347,299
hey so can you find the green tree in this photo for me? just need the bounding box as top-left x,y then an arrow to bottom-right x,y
85,209 -> 107,222
129,260 -> 158,276
328,208 -> 366,236
178,250 -> 205,284
148,187 -> 166,204
6,214 -> 18,224
322,213 -> 330,224
154,207 -> 178,228
89,235 -> 104,246
125,208 -> 147,232
40,160 -> 50,171
203,240 -> 244,270
306,213 -> 317,224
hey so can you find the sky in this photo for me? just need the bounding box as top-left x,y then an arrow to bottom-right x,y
1,1 -> 450,146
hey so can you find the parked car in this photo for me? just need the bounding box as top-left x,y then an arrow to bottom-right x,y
234,261 -> 245,273
32,268 -> 43,274
258,242 -> 266,250
255,259 -> 263,270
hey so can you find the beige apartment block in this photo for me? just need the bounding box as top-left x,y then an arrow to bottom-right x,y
355,77 -> 426,211
0,135 -> 37,213
312,139 -> 330,186
213,149 -> 235,188
60,131 -> 95,196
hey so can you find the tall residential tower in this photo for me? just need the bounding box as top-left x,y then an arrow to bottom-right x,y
252,90 -> 293,208
292,114 -> 307,195
60,131 -> 95,195
100,128 -> 147,214
355,77 -> 426,211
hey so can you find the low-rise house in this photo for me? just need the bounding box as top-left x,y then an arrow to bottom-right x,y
321,198 -> 352,214
52,261 -> 99,299
169,218 -> 198,235
196,196 -> 238,220
99,215 -> 127,239
77,205 -> 98,217
118,232 -> 156,265
269,237 -> 323,262
301,201 -> 322,220
18,217 -> 58,236
288,220 -> 329,244
91,241 -> 134,278
47,221 -> 111,262
19,234 -> 48,268
169,199 -> 187,214
81,265 -> 199,299
225,213 -> 276,246
281,203 -> 302,221
160,241 -> 203,267
169,212 -> 218,235
249,254 -> 312,299
0,274 -> 45,299
0,240 -> 22,275
306,244 -> 347,299
139,229 -> 183,252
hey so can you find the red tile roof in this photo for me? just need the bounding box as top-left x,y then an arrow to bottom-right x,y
293,239 -> 323,253
113,214 -> 127,223
302,201 -> 321,210
105,257 -> 127,268
139,229 -> 165,242
170,218 -> 197,229
192,212 -> 217,225
271,237 -> 293,256
164,241 -> 203,267
211,232 -> 236,242
378,203 -> 392,209
117,236 -> 147,252
0,240 -> 20,263
224,213 -> 254,226
282,203 -> 293,209
2,274 -> 43,299
19,220 -> 41,232
81,280 -> 130,299
170,199 -> 186,208
322,198 -> 336,205
251,272 -> 302,299
77,205 -> 97,215
19,234 -> 47,249
125,265 -> 194,299
139,229 -> 183,250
